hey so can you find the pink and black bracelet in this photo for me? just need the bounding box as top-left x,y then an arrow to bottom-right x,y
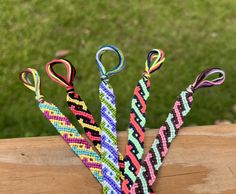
130,68 -> 225,194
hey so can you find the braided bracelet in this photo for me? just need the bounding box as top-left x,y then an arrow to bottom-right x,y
45,57 -> 125,181
122,49 -> 165,194
46,59 -> 102,151
96,45 -> 125,194
130,68 -> 225,194
19,68 -> 102,183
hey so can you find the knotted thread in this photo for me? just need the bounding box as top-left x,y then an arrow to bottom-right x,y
96,45 -> 125,83
130,67 -> 225,194
122,49 -> 165,194
46,59 -> 76,93
143,49 -> 165,79
96,45 -> 126,193
46,59 -> 105,152
20,68 -> 103,183
20,68 -> 44,102
46,57 -> 126,183
187,68 -> 225,93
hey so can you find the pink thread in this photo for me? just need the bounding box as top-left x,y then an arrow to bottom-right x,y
173,101 -> 183,128
159,126 -> 168,157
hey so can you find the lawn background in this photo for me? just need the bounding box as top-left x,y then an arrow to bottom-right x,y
0,0 -> 235,138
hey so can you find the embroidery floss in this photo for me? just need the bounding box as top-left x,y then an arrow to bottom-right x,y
46,59 -> 102,151
130,68 -> 225,194
96,45 -> 125,194
45,58 -> 125,181
19,68 -> 103,183
122,49 -> 165,194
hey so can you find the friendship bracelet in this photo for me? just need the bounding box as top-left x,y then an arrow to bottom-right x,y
46,59 -> 103,152
122,49 -> 165,194
130,68 -> 225,194
46,57 -> 125,181
96,45 -> 125,194
19,68 -> 103,183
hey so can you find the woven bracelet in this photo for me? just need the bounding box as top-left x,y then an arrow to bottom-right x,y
122,49 -> 165,194
96,45 -> 125,193
45,56 -> 126,183
20,68 -> 102,183
130,68 -> 225,194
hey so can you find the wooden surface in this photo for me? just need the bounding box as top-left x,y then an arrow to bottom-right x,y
0,124 -> 236,194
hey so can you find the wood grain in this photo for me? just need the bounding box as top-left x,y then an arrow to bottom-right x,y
0,124 -> 236,194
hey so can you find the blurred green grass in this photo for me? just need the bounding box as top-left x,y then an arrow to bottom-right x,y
0,0 -> 235,138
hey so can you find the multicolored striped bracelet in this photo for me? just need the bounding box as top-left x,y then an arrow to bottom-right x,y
130,68 -> 225,194
122,49 -> 165,194
19,68 -> 103,183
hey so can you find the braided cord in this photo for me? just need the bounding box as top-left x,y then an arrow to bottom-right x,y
96,45 -> 125,193
20,68 -> 102,183
122,49 -> 165,193
130,68 -> 226,194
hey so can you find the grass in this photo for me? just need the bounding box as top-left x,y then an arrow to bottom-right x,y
0,0 -> 235,138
